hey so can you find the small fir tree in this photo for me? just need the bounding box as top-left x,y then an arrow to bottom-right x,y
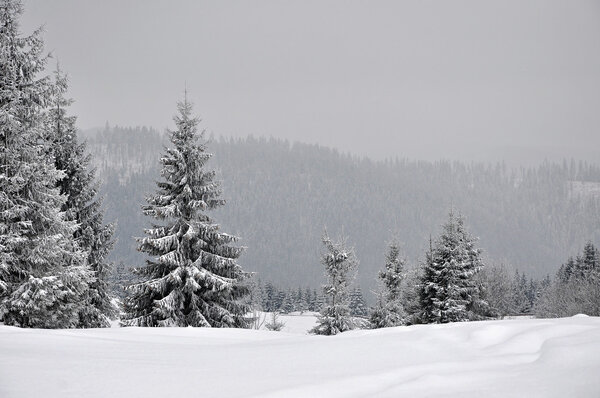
262,282 -> 276,312
310,289 -> 319,312
274,289 -> 286,312
122,98 -> 250,327
369,291 -> 388,329
302,287 -> 313,312
481,264 -> 514,317
265,312 -> 285,331
419,212 -> 487,323
311,232 -> 358,335
370,240 -> 406,328
511,270 -> 530,314
349,286 -> 367,317
295,286 -> 308,313
401,268 -> 423,325
248,277 -> 263,312
315,290 -> 326,312
280,289 -> 294,314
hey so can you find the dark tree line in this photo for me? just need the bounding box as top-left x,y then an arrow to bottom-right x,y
249,279 -> 367,317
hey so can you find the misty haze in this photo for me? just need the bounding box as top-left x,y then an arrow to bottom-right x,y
1,1 -> 600,397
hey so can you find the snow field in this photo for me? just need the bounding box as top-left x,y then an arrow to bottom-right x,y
1,315 -> 599,398
253,311 -> 319,334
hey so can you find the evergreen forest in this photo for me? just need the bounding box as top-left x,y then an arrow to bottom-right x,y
82,127 -> 600,296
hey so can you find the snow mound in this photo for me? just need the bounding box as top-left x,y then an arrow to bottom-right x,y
1,317 -> 599,398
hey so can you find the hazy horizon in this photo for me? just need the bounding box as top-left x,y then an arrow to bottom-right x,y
22,0 -> 600,164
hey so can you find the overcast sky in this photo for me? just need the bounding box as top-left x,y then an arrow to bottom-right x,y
21,0 -> 600,163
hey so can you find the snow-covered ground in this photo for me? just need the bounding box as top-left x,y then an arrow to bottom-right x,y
1,315 -> 600,398
252,311 -> 319,334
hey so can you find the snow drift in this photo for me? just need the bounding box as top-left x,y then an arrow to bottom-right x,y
1,315 -> 599,397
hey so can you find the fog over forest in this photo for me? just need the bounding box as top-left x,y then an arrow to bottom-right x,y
21,0 -> 600,164
81,126 -> 600,298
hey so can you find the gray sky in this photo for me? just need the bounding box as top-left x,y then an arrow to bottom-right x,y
22,0 -> 600,163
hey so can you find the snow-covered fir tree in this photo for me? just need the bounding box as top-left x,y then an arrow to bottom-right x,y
536,241 -> 600,317
311,232 -> 358,335
309,290 -> 316,311
303,287 -> 313,312
46,66 -> 116,327
572,241 -> 599,281
280,289 -> 294,314
349,287 -> 367,317
295,286 -> 308,313
511,270 -> 532,314
247,277 -> 264,311
276,289 -> 287,311
419,212 -> 487,324
369,291 -> 388,329
0,0 -> 92,328
481,264 -> 514,317
556,243 -> 599,286
557,257 -> 576,284
315,290 -> 326,312
370,240 -> 406,328
264,311 -> 285,331
461,217 -> 492,318
401,268 -> 423,325
262,281 -> 276,312
122,98 -> 250,327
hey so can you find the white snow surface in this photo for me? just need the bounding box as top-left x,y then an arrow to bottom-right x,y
253,311 -> 319,334
1,315 -> 600,397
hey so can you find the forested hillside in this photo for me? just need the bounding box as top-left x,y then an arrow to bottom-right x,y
82,127 -> 600,295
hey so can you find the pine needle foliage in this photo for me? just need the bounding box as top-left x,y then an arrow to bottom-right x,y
311,232 -> 358,335
370,240 -> 406,328
46,66 -> 116,327
0,0 -> 91,328
419,211 -> 488,323
122,99 -> 250,327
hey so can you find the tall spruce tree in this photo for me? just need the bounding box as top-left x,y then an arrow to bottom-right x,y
0,0 -> 91,328
122,98 -> 250,327
46,66 -> 116,327
370,240 -> 406,328
311,232 -> 358,335
419,212 -> 486,323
